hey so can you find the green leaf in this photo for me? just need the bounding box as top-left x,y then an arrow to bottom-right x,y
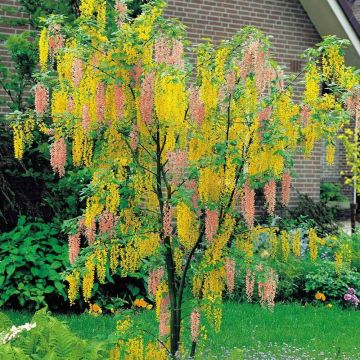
7,264 -> 16,277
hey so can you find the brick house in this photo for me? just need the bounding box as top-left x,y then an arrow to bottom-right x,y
1,0 -> 359,205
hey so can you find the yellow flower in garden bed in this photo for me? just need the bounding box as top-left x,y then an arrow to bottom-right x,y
315,292 -> 326,302
89,303 -> 102,316
133,298 -> 153,309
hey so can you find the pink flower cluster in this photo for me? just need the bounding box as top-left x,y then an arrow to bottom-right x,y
68,96 -> 74,113
77,217 -> 96,245
241,41 -> 276,94
48,24 -> 63,61
167,150 -> 188,185
148,267 -> 164,297
186,180 -> 200,211
225,71 -> 236,94
115,0 -> 127,27
98,210 -> 118,236
281,172 -> 291,206
72,58 -> 83,87
154,38 -> 184,69
140,72 -> 155,125
245,269 -> 256,302
129,125 -> 139,150
132,60 -> 143,86
68,233 -> 80,265
34,83 -> 49,116
163,204 -> 173,238
300,105 -> 311,127
205,208 -> 219,242
264,180 -> 276,215
259,106 -> 272,123
85,219 -> 96,245
225,257 -> 236,294
189,86 -> 205,126
258,268 -> 278,309
82,105 -> 90,131
190,308 -> 201,342
50,138 -> 67,177
96,82 -> 106,122
159,294 -> 170,337
241,180 -> 255,228
49,34 -> 64,61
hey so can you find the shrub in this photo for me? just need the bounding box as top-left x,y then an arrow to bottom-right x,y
305,261 -> 360,305
320,182 -> 347,203
0,216 -> 68,311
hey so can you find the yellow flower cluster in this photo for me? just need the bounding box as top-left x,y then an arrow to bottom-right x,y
304,63 -> 320,106
176,203 -> 197,250
95,247 -> 108,284
200,72 -> 218,117
66,270 -> 80,305
326,144 -> 336,166
206,215 -> 235,265
292,230 -> 301,257
125,336 -> 144,360
308,228 -> 318,262
198,167 -> 223,203
202,268 -> 225,332
334,251 -> 343,275
269,231 -> 278,258
85,195 -> 104,228
155,282 -> 167,319
281,230 -> 290,262
192,274 -> 202,298
106,183 -> 120,213
144,341 -> 167,360
110,242 -> 120,274
72,125 -> 93,167
13,123 -> 25,160
215,47 -> 230,83
39,28 -> 48,70
155,74 -> 187,130
120,239 -> 142,273
117,317 -> 132,333
322,45 -> 345,84
12,117 -> 35,160
138,233 -> 160,258
335,243 -> 352,274
83,255 -> 95,302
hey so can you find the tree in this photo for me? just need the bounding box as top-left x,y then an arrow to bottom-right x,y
11,0 -> 359,358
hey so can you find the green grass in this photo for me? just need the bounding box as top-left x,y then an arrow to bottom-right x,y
4,303 -> 360,359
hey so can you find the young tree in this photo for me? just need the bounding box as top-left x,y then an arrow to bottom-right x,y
11,0 -> 359,357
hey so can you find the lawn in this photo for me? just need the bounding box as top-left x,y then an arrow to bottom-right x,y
5,302 -> 360,359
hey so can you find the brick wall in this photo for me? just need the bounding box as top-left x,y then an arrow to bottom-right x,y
1,0 -> 345,203
0,0 -> 31,114
166,0 -> 323,201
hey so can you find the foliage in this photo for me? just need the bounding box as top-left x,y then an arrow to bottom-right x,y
0,216 -> 68,311
305,261 -> 360,304
320,181 -> 347,203
11,0 -> 359,357
231,226 -> 359,305
339,125 -> 360,195
0,308 -> 108,359
282,194 -> 338,236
